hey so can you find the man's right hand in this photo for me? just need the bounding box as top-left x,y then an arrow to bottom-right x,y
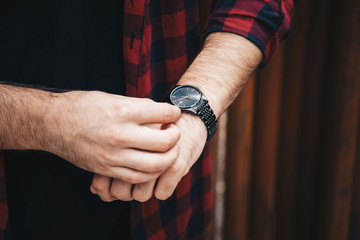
0,85 -> 181,184
49,91 -> 181,183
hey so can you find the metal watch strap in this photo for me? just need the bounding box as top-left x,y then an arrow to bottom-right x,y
197,101 -> 217,141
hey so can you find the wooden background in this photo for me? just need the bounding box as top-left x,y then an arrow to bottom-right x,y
205,0 -> 360,239
0,1 -> 358,240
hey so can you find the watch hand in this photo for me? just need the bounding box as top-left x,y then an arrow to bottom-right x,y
183,96 -> 197,101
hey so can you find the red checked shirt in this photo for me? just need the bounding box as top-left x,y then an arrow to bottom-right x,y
0,0 -> 295,239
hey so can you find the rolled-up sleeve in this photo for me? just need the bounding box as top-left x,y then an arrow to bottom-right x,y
205,0 -> 296,64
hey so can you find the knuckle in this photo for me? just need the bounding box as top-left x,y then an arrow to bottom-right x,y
146,161 -> 162,173
183,166 -> 190,176
110,187 -> 122,199
143,98 -> 154,103
111,187 -> 130,200
133,190 -> 152,202
107,130 -> 131,146
123,173 -> 142,184
158,138 -> 174,152
161,107 -> 174,123
98,149 -> 112,163
158,145 -> 179,167
97,151 -> 119,170
155,185 -> 174,200
169,161 -> 186,175
172,126 -> 181,142
171,145 -> 180,160
99,196 -> 114,203
92,176 -> 107,191
107,132 -> 120,145
117,105 -> 132,118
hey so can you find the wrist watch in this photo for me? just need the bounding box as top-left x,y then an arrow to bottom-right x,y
169,85 -> 217,141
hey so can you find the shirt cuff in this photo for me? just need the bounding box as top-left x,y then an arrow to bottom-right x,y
205,1 -> 294,66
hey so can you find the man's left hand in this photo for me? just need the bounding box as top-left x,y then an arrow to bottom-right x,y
90,113 -> 207,202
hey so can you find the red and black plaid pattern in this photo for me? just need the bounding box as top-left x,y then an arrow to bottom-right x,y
0,0 -> 294,239
207,0 -> 295,64
0,153 -> 9,239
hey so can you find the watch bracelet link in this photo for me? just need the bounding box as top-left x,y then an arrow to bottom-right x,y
197,102 -> 217,141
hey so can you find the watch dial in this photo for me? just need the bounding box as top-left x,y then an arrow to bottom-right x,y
170,86 -> 201,108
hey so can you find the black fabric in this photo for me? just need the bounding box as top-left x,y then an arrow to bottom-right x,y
1,0 -> 129,239
0,0 -> 125,93
4,152 -> 131,240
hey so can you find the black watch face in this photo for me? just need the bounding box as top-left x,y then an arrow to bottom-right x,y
170,85 -> 202,108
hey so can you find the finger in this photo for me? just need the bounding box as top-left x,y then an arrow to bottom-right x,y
154,159 -> 187,200
91,174 -> 117,202
109,144 -> 179,173
141,123 -> 161,129
110,179 -> 133,201
90,185 -> 97,194
107,167 -> 162,184
132,180 -> 156,202
135,101 -> 181,124
127,124 -> 180,152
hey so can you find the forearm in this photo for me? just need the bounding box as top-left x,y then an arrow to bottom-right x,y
178,32 -> 262,117
0,84 -> 57,150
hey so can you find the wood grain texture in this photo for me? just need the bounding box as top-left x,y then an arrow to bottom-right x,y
196,0 -> 360,239
250,46 -> 284,240
275,0 -> 310,238
216,1 -> 360,239
319,0 -> 360,239
349,118 -> 360,240
225,75 -> 256,240
295,0 -> 331,238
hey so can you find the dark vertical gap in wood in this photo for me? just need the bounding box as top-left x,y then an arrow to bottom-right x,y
225,75 -> 256,240
274,0 -> 310,239
295,0 -> 331,238
249,46 -> 284,240
317,0 -> 360,239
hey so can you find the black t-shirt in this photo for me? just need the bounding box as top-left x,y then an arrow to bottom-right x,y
1,0 -> 129,239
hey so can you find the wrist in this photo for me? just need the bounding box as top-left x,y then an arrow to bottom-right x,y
179,113 -> 207,144
42,91 -> 81,155
177,32 -> 262,117
28,90 -> 65,151
0,84 -> 57,150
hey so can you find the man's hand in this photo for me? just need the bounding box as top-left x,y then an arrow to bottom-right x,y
90,113 -> 206,202
152,113 -> 206,199
0,87 -> 181,183
49,91 -> 181,183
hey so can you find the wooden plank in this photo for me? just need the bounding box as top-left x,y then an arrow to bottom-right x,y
208,127 -> 219,240
250,46 -> 284,240
224,75 -> 256,240
274,0 -> 310,239
319,0 -> 360,239
213,113 -> 228,240
295,0 -> 331,239
349,119 -> 360,240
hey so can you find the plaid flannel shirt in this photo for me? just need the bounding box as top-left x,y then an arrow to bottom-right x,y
0,0 -> 295,239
